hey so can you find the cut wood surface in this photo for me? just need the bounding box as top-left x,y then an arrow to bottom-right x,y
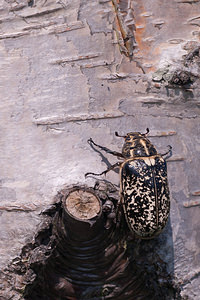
65,189 -> 101,220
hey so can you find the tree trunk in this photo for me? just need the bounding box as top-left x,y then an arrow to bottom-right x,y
0,0 -> 199,299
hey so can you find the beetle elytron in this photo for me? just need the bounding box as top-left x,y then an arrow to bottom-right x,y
85,129 -> 171,239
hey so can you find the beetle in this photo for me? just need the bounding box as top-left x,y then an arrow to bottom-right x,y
85,129 -> 172,239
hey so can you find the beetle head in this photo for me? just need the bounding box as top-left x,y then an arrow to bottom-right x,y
115,129 -> 157,158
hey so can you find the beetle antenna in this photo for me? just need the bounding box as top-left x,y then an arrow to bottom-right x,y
115,132 -> 126,138
143,128 -> 149,136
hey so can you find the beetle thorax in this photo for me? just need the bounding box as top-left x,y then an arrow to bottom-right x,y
122,133 -> 157,158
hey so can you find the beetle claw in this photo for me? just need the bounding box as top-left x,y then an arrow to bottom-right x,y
115,132 -> 126,138
85,172 -> 94,177
87,138 -> 94,145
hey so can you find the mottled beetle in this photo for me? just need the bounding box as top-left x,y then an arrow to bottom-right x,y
85,129 -> 172,239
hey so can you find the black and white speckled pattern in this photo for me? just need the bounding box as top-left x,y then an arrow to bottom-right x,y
121,155 -> 170,238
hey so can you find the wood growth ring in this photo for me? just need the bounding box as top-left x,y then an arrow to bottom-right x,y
64,188 -> 101,220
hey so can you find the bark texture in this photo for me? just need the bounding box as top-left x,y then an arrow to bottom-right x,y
0,0 -> 200,299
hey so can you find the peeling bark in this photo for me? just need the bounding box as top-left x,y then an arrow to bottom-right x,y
112,0 -> 136,58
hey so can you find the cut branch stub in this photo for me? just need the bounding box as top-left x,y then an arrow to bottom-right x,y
62,187 -> 103,241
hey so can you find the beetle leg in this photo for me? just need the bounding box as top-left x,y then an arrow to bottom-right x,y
160,145 -> 172,157
85,162 -> 122,177
88,138 -> 124,158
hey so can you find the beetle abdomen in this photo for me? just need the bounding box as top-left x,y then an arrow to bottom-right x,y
121,156 -> 170,238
